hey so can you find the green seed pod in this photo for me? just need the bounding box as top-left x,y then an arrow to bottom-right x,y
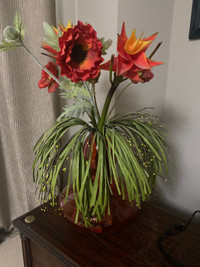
3,26 -> 20,42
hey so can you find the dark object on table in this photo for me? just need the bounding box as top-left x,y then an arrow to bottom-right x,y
158,210 -> 200,266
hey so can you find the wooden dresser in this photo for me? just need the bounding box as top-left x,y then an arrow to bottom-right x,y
13,201 -> 200,266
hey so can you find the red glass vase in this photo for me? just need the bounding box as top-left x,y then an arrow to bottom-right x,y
59,184 -> 138,233
59,134 -> 138,233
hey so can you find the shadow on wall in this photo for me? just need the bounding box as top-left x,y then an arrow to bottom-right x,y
164,103 -> 189,131
150,102 -> 197,219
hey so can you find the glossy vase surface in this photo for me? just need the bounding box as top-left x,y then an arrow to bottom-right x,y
59,185 -> 138,233
59,134 -> 138,233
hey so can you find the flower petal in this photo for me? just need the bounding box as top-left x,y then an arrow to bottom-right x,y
128,71 -> 143,83
120,22 -> 128,40
133,52 -> 151,69
144,32 -> 158,42
147,58 -> 163,67
48,82 -> 59,93
124,29 -> 152,55
100,57 -> 117,71
142,33 -> 159,52
38,78 -> 51,89
117,54 -> 134,76
41,43 -> 58,56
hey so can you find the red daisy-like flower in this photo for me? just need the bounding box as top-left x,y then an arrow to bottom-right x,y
56,21 -> 104,83
38,62 -> 59,93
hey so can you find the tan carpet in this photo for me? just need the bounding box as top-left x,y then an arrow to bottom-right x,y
0,234 -> 23,267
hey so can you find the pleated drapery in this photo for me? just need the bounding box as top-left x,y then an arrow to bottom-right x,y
0,0 -> 60,230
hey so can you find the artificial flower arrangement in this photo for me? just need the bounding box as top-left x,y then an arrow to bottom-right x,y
0,12 -> 169,232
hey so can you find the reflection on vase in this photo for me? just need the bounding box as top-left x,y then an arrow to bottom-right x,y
59,183 -> 138,234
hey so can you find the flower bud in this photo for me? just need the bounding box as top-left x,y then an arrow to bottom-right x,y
103,39 -> 112,50
3,26 -> 20,42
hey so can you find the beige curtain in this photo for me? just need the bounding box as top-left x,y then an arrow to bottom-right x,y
0,0 -> 60,230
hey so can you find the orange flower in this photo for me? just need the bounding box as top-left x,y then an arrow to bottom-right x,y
100,22 -> 163,83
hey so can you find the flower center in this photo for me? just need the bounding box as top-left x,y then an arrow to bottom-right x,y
71,44 -> 88,64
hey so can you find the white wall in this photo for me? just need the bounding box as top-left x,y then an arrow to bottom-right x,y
55,0 -> 200,215
159,0 -> 200,214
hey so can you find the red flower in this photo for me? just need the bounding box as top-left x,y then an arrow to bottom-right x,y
56,21 -> 104,83
38,62 -> 59,93
100,23 -> 163,83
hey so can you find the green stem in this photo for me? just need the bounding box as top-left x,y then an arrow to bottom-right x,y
92,84 -> 100,120
108,81 -> 132,117
20,41 -> 61,85
109,54 -> 115,84
90,107 -> 98,129
98,75 -> 123,133
83,82 -> 93,102
98,85 -> 116,132
149,42 -> 162,60
83,82 -> 98,127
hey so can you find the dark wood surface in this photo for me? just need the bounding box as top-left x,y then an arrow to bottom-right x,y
13,201 -> 200,267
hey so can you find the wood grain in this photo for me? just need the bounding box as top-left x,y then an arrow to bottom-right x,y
13,201 -> 200,267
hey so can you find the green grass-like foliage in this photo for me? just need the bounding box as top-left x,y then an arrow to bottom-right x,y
33,112 -> 168,226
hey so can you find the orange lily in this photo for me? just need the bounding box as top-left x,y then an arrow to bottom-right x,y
100,22 -> 163,83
